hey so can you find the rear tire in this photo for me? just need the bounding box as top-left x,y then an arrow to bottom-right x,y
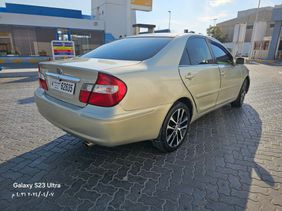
153,102 -> 190,152
231,80 -> 248,108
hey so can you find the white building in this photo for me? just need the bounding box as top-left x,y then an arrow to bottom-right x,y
217,5 -> 282,60
0,0 -> 152,57
92,0 -> 153,41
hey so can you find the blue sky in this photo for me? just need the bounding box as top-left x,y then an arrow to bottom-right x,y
3,0 -> 282,34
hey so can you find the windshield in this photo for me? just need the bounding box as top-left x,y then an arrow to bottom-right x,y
81,37 -> 173,61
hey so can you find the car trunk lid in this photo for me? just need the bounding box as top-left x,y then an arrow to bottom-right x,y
39,58 -> 139,107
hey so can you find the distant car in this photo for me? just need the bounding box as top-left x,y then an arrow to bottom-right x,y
35,33 -> 250,152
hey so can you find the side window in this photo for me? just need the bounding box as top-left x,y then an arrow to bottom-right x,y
187,37 -> 213,65
210,41 -> 233,64
180,48 -> 190,66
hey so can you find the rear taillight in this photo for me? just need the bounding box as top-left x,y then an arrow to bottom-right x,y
38,65 -> 48,90
79,72 -> 127,107
79,83 -> 94,103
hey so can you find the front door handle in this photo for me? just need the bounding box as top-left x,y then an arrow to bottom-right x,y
185,72 -> 195,80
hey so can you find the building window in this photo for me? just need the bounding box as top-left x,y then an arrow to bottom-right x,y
36,27 -> 57,56
0,32 -> 14,56
12,27 -> 37,56
71,34 -> 91,55
254,41 -> 261,50
247,25 -> 253,29
70,30 -> 104,55
263,41 -> 270,50
278,41 -> 282,51
0,25 -> 104,57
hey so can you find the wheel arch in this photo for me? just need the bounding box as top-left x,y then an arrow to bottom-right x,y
245,76 -> 250,93
173,97 -> 194,121
153,96 -> 194,152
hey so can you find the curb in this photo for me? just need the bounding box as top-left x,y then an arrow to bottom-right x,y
247,59 -> 282,66
0,56 -> 51,64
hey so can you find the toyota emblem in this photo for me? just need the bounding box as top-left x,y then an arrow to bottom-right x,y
57,68 -> 63,75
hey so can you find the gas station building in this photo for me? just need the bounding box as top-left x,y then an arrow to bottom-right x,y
0,0 -> 152,58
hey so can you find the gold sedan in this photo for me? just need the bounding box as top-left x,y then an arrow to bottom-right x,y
35,33 -> 250,152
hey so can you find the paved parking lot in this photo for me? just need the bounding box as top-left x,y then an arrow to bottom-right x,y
0,64 -> 282,211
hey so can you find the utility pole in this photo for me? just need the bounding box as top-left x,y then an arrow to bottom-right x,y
213,18 -> 217,26
249,0 -> 261,59
168,11 -> 171,31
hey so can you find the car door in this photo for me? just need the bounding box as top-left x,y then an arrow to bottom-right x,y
208,40 -> 242,105
179,36 -> 221,113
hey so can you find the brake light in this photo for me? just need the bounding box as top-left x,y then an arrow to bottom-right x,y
79,73 -> 127,107
38,65 -> 48,90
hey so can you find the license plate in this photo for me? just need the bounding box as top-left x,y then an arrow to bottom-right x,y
49,78 -> 75,95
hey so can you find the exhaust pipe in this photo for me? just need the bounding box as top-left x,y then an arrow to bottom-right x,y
84,141 -> 95,148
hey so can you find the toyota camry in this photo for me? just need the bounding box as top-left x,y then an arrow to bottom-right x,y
35,33 -> 250,152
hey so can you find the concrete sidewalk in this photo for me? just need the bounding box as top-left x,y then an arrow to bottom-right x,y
0,68 -> 37,73
248,59 -> 282,66
0,67 -> 37,79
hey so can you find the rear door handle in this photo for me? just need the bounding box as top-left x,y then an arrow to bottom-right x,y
185,72 -> 195,80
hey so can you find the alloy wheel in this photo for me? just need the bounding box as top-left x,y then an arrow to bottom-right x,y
166,108 -> 188,147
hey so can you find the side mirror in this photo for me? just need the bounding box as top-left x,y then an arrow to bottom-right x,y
236,57 -> 245,65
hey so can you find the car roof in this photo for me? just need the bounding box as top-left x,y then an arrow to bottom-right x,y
128,33 -> 219,42
128,33 -> 179,38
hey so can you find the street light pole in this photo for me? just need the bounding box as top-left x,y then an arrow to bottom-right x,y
168,11 -> 171,31
254,0 -> 261,26
213,18 -> 217,26
249,0 -> 261,59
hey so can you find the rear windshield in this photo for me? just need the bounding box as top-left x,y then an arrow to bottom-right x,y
81,37 -> 173,61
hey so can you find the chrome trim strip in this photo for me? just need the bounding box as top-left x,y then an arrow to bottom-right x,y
46,72 -> 80,82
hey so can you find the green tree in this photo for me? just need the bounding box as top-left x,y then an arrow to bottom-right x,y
206,25 -> 227,43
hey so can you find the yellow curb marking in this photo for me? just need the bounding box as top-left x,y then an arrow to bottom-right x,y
12,59 -> 23,63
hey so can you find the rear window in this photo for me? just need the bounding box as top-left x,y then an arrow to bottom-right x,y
81,37 -> 173,61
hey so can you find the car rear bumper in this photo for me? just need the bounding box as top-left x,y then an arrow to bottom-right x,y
34,88 -> 171,147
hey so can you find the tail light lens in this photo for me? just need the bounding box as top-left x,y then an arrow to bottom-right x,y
38,65 -> 48,90
79,83 -> 94,103
79,72 -> 127,107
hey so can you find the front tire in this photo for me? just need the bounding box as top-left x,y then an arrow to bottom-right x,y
231,80 -> 248,108
153,102 -> 190,152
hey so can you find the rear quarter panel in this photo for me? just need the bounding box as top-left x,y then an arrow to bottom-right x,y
117,65 -> 194,111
